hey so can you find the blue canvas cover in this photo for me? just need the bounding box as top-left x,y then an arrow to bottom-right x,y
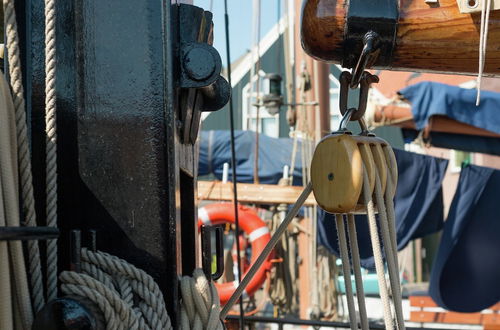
199,130 -> 304,185
399,82 -> 500,134
317,149 -> 449,269
429,164 -> 500,312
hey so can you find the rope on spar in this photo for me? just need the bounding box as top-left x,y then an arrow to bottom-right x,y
3,0 -> 46,314
44,0 -> 59,302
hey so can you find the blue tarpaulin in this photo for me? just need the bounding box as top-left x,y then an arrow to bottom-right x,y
199,130 -> 304,185
399,82 -> 500,155
399,82 -> 500,134
318,149 -> 449,269
429,164 -> 500,313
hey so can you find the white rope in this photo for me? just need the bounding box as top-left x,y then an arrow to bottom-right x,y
3,0 -> 46,313
476,0 -> 492,106
180,269 -> 224,330
62,249 -> 225,329
44,0 -> 59,302
360,145 -> 394,330
335,214 -> 358,329
373,169 -> 405,330
0,73 -> 16,329
62,248 -> 172,330
346,214 -> 369,330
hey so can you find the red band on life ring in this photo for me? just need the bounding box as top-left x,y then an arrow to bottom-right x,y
197,203 -> 273,305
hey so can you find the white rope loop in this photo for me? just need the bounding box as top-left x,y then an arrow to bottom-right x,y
62,248 -> 226,329
3,0 -> 46,314
61,249 -> 172,330
180,269 -> 224,330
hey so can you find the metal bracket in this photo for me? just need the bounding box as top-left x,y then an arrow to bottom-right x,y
339,71 -> 379,121
201,225 -> 224,281
180,42 -> 221,89
457,0 -> 500,13
0,226 -> 59,241
343,0 -> 399,69
177,4 -> 230,144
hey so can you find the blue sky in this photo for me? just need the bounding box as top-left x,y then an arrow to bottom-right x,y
194,0 -> 283,65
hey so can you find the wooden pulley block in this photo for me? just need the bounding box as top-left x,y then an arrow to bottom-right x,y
301,0 -> 500,75
311,132 -> 396,214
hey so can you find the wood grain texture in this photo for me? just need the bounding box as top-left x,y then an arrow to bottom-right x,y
301,0 -> 500,74
197,181 -> 316,206
311,134 -> 363,213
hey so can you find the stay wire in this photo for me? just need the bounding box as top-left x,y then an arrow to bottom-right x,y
224,0 -> 245,327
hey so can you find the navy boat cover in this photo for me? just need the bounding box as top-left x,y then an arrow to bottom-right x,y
399,82 -> 500,134
399,82 -> 500,155
429,164 -> 500,312
199,130 -> 304,185
317,149 -> 449,269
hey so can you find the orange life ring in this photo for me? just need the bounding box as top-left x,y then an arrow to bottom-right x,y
198,203 -> 273,305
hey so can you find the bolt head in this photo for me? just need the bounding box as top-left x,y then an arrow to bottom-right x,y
183,47 -> 215,81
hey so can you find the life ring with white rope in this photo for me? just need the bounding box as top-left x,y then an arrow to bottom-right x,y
198,203 -> 273,305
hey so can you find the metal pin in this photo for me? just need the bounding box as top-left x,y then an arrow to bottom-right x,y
70,230 -> 81,272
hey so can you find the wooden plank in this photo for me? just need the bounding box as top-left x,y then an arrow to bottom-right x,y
410,296 -> 438,308
483,314 -> 500,325
197,181 -> 316,206
410,311 -> 438,323
441,312 -> 482,324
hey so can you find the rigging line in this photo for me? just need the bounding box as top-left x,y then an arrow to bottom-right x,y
476,0 -> 492,106
276,0 -> 282,74
251,0 -> 262,184
224,0 -> 244,327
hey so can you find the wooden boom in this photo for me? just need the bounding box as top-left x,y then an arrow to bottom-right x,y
301,0 -> 500,75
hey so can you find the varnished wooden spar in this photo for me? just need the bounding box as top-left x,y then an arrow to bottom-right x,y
301,0 -> 500,75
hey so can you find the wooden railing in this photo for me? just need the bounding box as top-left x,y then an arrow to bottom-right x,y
410,296 -> 500,329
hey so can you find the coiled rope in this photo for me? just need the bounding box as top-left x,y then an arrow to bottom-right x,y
44,0 -> 59,302
0,70 -> 34,330
61,248 -> 223,329
3,0 -> 46,314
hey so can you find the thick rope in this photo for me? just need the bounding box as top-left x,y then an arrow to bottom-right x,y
44,0 -> 58,302
360,145 -> 394,330
335,214 -> 358,329
0,70 -> 34,329
61,249 -> 172,330
346,214 -> 369,330
3,0 -> 46,313
384,173 -> 406,330
180,269 -> 224,330
62,249 -> 225,329
373,169 -> 405,330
